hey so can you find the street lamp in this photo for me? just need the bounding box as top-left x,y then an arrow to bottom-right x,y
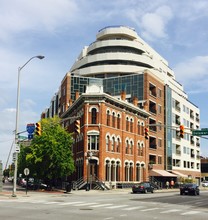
12,55 -> 44,197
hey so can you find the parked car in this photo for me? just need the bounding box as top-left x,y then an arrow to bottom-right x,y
8,177 -> 14,182
27,179 -> 48,190
201,181 -> 208,187
180,183 -> 200,196
132,182 -> 154,194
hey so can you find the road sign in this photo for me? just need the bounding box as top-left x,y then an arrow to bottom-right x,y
24,168 -> 30,176
14,144 -> 20,153
192,129 -> 208,136
28,134 -> 33,140
13,152 -> 17,161
26,123 -> 35,134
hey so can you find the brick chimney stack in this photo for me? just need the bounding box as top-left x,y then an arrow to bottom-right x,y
69,99 -> 73,107
75,91 -> 79,100
133,97 -> 138,106
121,91 -> 126,101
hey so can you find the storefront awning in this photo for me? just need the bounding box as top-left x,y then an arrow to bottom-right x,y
171,170 -> 188,178
150,169 -> 177,177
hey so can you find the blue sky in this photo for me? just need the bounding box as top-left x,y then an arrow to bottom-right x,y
1,0 -> 208,168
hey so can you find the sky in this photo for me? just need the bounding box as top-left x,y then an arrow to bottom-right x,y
1,0 -> 208,168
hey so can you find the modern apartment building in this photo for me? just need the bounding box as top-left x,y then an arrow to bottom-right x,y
43,26 -> 201,187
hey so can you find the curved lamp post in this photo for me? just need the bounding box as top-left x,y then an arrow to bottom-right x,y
12,55 -> 44,197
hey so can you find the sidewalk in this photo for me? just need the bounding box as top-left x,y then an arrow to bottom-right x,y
0,186 -> 207,199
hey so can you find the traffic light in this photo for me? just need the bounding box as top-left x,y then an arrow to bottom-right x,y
35,122 -> 42,136
144,127 -> 149,140
75,119 -> 80,134
179,125 -> 184,138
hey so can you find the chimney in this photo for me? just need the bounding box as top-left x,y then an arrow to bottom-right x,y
75,91 -> 79,100
69,99 -> 73,107
121,91 -> 126,101
143,101 -> 148,111
133,97 -> 138,106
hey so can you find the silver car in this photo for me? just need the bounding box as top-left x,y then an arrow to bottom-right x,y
201,181 -> 208,187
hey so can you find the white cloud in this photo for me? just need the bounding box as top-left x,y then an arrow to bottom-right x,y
0,0 -> 79,42
174,56 -> 208,92
141,5 -> 173,41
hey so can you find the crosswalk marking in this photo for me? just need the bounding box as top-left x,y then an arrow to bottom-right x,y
74,202 -> 98,206
89,203 -> 113,208
123,206 -> 144,211
30,200 -> 47,204
44,201 -> 61,205
106,205 -> 129,209
0,199 -> 204,216
58,201 -> 84,206
141,207 -> 160,212
181,211 -> 200,215
160,209 -> 180,214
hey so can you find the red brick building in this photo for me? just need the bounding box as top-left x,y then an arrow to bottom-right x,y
55,68 -> 173,188
61,84 -> 150,188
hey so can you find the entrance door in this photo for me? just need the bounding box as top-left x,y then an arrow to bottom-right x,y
89,159 -> 97,181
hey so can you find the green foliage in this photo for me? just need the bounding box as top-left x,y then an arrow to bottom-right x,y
3,168 -> 9,177
18,116 -> 75,181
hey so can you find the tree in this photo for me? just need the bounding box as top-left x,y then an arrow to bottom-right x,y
21,116 -> 75,183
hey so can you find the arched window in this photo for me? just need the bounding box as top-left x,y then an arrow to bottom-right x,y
106,136 -> 110,151
112,112 -> 116,128
126,140 -> 129,154
137,121 -> 141,135
130,141 -> 133,154
140,143 -> 144,156
112,136 -> 115,152
116,138 -> 120,153
126,117 -> 129,131
138,142 -> 144,156
107,110 -> 110,126
91,108 -> 97,124
130,118 -> 133,133
117,114 -> 120,129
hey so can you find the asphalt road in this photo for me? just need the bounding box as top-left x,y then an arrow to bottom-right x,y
1,182 -> 208,220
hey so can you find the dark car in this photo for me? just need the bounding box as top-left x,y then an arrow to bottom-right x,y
132,182 -> 154,194
27,179 -> 48,190
180,183 -> 200,196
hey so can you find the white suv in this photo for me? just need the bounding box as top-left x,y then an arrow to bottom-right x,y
201,181 -> 208,187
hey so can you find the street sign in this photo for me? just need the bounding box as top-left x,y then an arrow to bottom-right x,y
28,134 -> 33,140
192,129 -> 208,136
14,144 -> 20,153
26,123 -> 35,134
13,152 -> 17,161
24,168 -> 30,176
18,135 -> 27,140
